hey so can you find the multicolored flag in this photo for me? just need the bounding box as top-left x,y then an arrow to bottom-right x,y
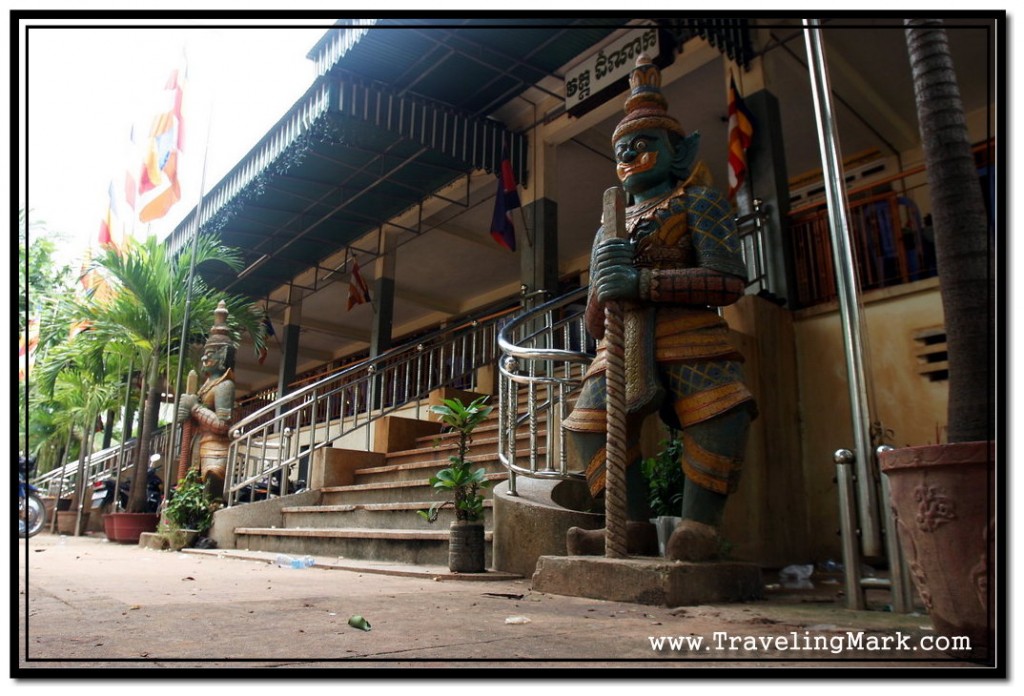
19,318 -> 40,381
489,149 -> 520,251
137,63 -> 186,223
257,314 -> 276,365
347,259 -> 372,311
727,75 -> 755,200
97,180 -> 124,252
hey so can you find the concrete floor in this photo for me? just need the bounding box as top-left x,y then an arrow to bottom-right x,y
16,531 -> 997,675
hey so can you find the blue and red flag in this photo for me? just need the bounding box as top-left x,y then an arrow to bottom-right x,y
490,150 -> 520,251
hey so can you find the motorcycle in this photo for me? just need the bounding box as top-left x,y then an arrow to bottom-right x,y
91,460 -> 164,515
236,471 -> 306,503
19,455 -> 46,538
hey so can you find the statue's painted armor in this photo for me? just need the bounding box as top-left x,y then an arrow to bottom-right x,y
564,177 -> 756,501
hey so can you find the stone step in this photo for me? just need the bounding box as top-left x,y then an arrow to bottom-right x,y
281,500 -> 495,529
320,471 -> 509,506
369,442 -> 544,481
232,526 -> 494,567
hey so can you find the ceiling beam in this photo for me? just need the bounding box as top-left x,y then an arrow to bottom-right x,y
430,219 -> 503,250
394,285 -> 461,314
301,318 -> 372,343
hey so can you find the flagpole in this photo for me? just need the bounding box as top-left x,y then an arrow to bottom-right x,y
167,90 -> 216,491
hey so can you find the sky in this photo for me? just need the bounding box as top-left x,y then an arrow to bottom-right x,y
19,18 -> 336,265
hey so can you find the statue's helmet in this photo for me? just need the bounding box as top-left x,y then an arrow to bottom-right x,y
203,300 -> 236,369
611,54 -> 686,146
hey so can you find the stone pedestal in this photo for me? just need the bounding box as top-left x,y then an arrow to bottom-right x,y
532,555 -> 763,607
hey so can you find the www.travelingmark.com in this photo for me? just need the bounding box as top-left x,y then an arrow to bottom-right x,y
648,631 -> 972,655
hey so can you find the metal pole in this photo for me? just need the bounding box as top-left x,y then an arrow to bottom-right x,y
834,449 -> 865,610
168,101 -> 216,486
803,19 -> 882,557
877,445 -> 916,613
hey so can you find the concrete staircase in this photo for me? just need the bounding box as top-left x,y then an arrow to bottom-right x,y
231,393 -> 543,571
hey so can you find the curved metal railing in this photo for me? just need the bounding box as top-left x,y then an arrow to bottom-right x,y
225,305 -> 517,506
496,287 -> 595,495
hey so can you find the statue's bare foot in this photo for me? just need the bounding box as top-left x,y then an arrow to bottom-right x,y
566,526 -> 604,556
566,521 -> 659,556
665,519 -> 720,562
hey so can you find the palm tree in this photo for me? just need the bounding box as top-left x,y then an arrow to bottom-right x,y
70,233 -> 266,512
904,18 -> 995,443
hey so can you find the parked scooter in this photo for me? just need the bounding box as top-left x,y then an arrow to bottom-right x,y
19,455 -> 46,538
91,459 -> 164,514
236,471 -> 306,503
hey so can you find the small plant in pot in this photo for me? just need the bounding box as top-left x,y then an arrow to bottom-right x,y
417,395 -> 493,573
641,435 -> 685,556
160,467 -> 216,550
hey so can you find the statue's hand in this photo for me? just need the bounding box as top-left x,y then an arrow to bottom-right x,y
176,394 -> 198,422
593,238 -> 638,302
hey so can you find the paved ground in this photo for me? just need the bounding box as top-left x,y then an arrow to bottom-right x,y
15,531 -> 992,676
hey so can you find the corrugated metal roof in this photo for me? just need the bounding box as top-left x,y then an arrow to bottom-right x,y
312,18 -> 625,116
172,18 -> 626,300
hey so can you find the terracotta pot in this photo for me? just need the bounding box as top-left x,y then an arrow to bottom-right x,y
56,510 -> 90,535
166,528 -> 201,551
448,521 -> 485,573
103,512 -> 160,544
880,441 -> 995,660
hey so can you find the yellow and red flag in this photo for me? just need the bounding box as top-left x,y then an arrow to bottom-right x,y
726,75 -> 754,200
136,62 -> 186,223
347,259 -> 372,311
19,318 -> 40,381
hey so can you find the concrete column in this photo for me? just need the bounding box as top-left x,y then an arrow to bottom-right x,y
369,231 -> 399,358
728,58 -> 796,306
520,197 -> 559,309
518,140 -> 559,310
277,287 -> 302,397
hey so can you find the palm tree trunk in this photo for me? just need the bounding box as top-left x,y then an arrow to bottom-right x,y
905,18 -> 994,443
128,359 -> 161,512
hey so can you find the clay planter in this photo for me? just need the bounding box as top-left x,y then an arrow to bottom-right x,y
103,512 -> 160,544
56,510 -> 90,535
880,441 -> 995,659
448,521 -> 485,573
165,528 -> 201,551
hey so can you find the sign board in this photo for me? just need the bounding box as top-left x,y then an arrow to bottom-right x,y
565,26 -> 663,115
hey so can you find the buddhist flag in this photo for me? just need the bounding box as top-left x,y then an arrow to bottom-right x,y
137,62 -> 186,223
19,318 -> 40,381
98,180 -> 124,252
727,75 -> 754,200
257,315 -> 276,365
489,148 -> 520,251
347,259 -> 372,311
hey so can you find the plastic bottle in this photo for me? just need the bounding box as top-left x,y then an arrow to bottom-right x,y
275,554 -> 315,568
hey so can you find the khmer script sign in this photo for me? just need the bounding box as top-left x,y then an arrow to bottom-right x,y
565,26 -> 661,113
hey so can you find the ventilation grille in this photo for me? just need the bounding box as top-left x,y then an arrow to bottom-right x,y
913,326 -> 948,381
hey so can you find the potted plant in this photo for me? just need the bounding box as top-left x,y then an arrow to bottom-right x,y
418,395 -> 493,573
160,467 -> 216,551
102,453 -> 163,544
641,435 -> 685,556
877,19 -> 996,661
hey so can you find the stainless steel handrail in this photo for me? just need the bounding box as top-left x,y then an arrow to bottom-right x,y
33,427 -> 169,500
224,308 -> 516,507
497,287 -> 594,495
